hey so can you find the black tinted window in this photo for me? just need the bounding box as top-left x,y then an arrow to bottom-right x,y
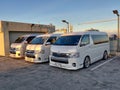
26,36 -> 35,43
14,37 -> 26,43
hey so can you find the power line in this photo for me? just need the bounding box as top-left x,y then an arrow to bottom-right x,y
78,18 -> 117,25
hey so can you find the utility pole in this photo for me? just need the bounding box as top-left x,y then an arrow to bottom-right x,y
113,10 -> 120,52
62,20 -> 69,33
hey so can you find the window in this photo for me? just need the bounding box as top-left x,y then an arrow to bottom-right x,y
80,35 -> 90,46
14,37 -> 26,43
26,36 -> 36,43
46,36 -> 57,44
53,35 -> 81,46
92,35 -> 109,45
29,36 -> 48,44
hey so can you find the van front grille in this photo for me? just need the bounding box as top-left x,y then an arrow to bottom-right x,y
51,57 -> 68,64
26,53 -> 35,58
52,52 -> 69,58
26,50 -> 34,53
10,50 -> 16,54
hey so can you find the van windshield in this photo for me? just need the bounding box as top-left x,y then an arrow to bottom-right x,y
53,35 -> 81,45
14,37 -> 26,43
46,36 -> 57,44
29,36 -> 48,44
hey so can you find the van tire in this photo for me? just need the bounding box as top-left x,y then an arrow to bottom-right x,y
103,51 -> 108,60
83,56 -> 90,68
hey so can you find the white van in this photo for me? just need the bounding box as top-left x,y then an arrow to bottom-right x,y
9,34 -> 37,58
25,33 -> 61,63
49,30 -> 110,70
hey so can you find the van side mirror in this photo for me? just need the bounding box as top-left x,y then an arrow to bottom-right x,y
45,42 -> 51,45
80,44 -> 84,47
80,42 -> 87,47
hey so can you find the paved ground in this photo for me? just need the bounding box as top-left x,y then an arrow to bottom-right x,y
0,56 -> 120,90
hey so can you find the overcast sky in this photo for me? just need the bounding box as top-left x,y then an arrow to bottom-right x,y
0,0 -> 120,34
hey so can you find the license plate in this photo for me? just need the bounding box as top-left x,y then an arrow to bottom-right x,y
11,54 -> 15,57
28,58 -> 34,62
55,62 -> 62,67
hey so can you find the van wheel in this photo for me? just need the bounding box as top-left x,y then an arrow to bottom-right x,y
103,51 -> 108,60
84,57 -> 90,68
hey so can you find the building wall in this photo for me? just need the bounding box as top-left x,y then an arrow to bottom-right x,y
5,21 -> 55,33
0,21 -> 55,56
56,28 -> 67,33
0,21 -> 5,56
0,21 -> 1,32
0,32 -> 5,56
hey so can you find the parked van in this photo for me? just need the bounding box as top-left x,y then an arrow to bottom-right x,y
25,33 -> 61,63
49,30 -> 110,70
9,34 -> 37,58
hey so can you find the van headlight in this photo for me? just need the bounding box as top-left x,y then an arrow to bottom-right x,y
16,48 -> 20,51
67,52 -> 80,58
35,50 -> 40,54
40,50 -> 45,54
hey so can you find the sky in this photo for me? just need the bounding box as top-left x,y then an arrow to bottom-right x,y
0,0 -> 120,34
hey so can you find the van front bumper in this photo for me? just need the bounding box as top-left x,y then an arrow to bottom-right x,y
25,56 -> 41,63
25,53 -> 48,63
9,50 -> 22,58
49,56 -> 83,70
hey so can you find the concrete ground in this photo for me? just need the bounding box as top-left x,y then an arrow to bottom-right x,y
0,56 -> 120,90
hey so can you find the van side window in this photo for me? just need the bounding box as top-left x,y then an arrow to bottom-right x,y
80,35 -> 90,47
26,36 -> 35,43
92,35 -> 109,45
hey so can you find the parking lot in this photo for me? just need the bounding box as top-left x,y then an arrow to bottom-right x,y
0,55 -> 120,90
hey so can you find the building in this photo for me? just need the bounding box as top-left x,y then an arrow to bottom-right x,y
56,28 -> 67,33
0,21 -> 55,56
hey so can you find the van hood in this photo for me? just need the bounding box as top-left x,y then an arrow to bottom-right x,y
51,45 -> 77,53
11,43 -> 22,48
26,44 -> 42,51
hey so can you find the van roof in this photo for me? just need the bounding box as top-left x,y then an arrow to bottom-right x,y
36,33 -> 61,37
20,34 -> 39,37
62,30 -> 107,36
